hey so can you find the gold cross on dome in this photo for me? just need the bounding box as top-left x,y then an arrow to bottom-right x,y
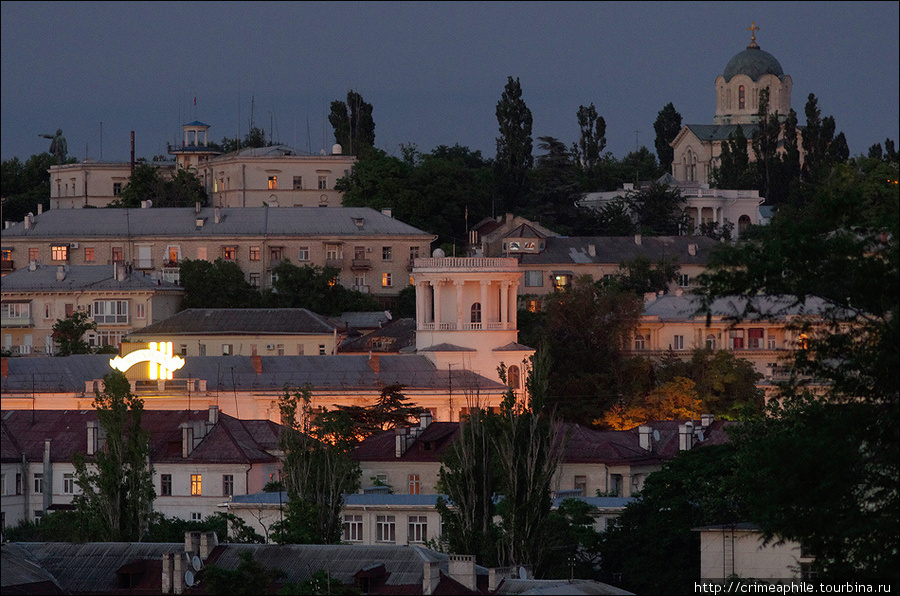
747,21 -> 760,47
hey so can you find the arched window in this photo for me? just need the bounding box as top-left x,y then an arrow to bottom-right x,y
470,302 -> 481,324
739,85 -> 746,109
507,365 -> 520,390
738,215 -> 752,235
706,334 -> 717,350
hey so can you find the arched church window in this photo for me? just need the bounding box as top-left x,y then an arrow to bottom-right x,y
507,365 -> 520,390
739,85 -> 745,109
470,302 -> 481,324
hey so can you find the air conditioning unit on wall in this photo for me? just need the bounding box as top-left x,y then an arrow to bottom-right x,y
266,344 -> 275,351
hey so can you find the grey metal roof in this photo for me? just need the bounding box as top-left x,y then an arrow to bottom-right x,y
496,578 -> 633,595
493,342 -> 534,352
0,544 -> 64,593
417,343 -> 477,352
338,311 -> 393,329
6,542 -> 182,594
684,124 -> 760,142
0,264 -> 182,293
2,207 -> 431,239
131,308 -> 338,336
643,294 -> 832,321
723,47 -> 785,82
518,236 -> 718,267
1,354 -> 507,394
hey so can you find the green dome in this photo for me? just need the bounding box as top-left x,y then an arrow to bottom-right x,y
723,47 -> 784,82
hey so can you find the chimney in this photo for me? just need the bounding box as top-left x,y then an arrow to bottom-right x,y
489,567 -> 515,592
587,244 -> 596,257
381,207 -> 392,218
638,425 -> 652,451
251,354 -> 262,375
688,242 -> 697,256
208,405 -> 219,425
43,439 -> 52,513
395,426 -> 408,458
701,413 -> 714,427
162,552 -> 174,594
29,260 -> 37,271
448,555 -> 476,591
56,265 -> 66,281
644,292 -> 657,304
195,202 -> 201,214
214,207 -> 222,224
24,213 -> 34,229
37,203 -> 43,215
181,423 -> 194,458
634,233 -> 642,246
199,532 -> 218,559
1,357 -> 8,378
87,420 -> 98,455
368,353 -> 380,373
173,552 -> 186,595
185,531 -> 201,555
423,560 -> 441,595
678,423 -> 694,451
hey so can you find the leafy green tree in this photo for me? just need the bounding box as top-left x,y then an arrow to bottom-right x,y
653,102 -> 682,174
316,384 -> 424,443
625,182 -> 689,236
537,499 -> 604,579
598,443 -> 744,594
51,310 -> 97,356
572,103 -> 606,191
179,258 -> 261,309
612,255 -> 679,295
203,550 -> 285,595
72,371 -> 155,542
585,197 -> 636,236
697,156 -> 899,578
610,146 -> 663,186
495,76 -> 534,212
329,90 -> 375,154
493,349 -> 565,570
111,163 -> 208,208
539,276 -> 644,422
712,125 -> 754,189
751,88 -> 781,201
263,260 -> 380,316
530,136 -> 581,233
1,152 -> 67,222
273,387 -> 361,544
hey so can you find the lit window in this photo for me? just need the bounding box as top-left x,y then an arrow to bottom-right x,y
191,474 -> 202,496
376,515 -> 396,542
249,246 -> 260,261
408,474 -> 420,495
161,474 -> 172,496
798,333 -> 809,350
51,245 -> 68,261
84,247 -> 95,262
268,175 -> 277,190
408,515 -> 427,543
553,274 -> 570,289
222,246 -> 237,260
526,299 -> 541,313
64,473 -> 76,494
343,514 -> 363,542
382,273 -> 392,287
223,475 -> 234,497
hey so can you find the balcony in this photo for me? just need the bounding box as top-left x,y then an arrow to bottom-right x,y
325,258 -> 344,269
351,258 -> 372,270
1,259 -> 13,272
352,284 -> 370,293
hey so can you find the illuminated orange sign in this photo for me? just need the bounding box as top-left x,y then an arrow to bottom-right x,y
110,342 -> 185,379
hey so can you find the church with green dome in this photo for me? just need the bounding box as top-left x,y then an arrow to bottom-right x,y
670,22 -> 795,185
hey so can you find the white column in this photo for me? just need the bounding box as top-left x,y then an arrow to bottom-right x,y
415,282 -> 425,329
433,280 -> 442,327
500,281 -> 509,327
455,280 -> 464,330
480,280 -> 489,327
509,281 -> 519,330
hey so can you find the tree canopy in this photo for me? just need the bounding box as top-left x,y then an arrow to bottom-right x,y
329,90 -> 375,154
495,76 -> 534,212
110,163 -> 209,208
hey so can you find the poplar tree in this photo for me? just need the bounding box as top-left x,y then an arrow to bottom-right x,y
495,76 -> 533,212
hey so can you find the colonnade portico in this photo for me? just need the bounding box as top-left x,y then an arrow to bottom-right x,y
414,261 -> 519,332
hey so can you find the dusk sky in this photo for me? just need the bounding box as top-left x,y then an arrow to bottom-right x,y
2,2 -> 898,164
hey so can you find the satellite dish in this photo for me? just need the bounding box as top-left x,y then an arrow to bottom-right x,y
518,566 -> 527,580
192,555 -> 202,571
184,570 -> 195,587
